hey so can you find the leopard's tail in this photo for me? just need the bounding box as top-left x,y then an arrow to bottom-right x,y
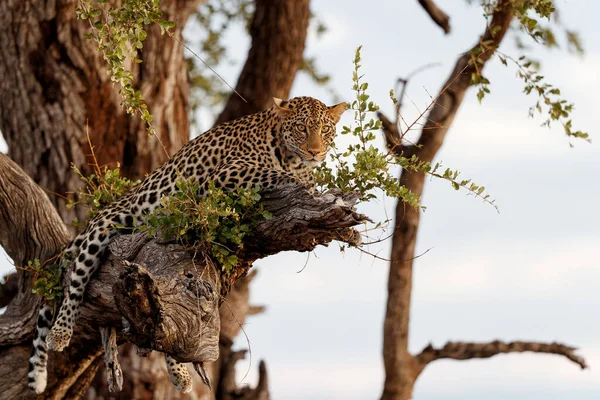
28,304 -> 53,394
27,235 -> 82,394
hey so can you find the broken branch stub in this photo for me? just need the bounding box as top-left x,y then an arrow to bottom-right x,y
78,233 -> 221,366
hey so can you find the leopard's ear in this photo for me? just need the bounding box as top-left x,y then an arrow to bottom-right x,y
328,102 -> 347,123
273,97 -> 292,118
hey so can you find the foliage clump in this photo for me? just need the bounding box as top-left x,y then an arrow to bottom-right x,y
316,47 -> 496,211
68,163 -> 140,225
139,180 -> 272,273
68,158 -> 272,273
470,0 -> 589,142
76,0 -> 175,133
25,256 -> 71,303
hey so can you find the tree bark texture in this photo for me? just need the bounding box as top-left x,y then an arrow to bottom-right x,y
379,2 -> 585,399
0,0 -> 200,223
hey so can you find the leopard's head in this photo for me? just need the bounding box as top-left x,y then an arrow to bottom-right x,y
273,96 -> 347,166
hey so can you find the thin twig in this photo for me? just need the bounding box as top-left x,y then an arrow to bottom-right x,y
166,31 -> 247,104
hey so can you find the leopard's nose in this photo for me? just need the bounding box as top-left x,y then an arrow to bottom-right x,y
307,149 -> 320,156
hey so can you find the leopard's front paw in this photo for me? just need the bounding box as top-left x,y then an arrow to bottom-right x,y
46,326 -> 72,352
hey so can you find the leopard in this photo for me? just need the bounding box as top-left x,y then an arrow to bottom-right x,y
28,96 -> 347,394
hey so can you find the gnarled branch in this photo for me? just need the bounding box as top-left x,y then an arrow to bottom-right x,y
415,340 -> 588,373
0,151 -> 366,397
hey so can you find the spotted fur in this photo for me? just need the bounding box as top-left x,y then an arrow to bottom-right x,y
166,355 -> 193,393
28,305 -> 53,394
29,96 -> 346,393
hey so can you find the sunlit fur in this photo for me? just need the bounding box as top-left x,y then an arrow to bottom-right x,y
275,96 -> 346,163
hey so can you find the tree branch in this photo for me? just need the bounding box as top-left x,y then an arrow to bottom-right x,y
415,341 -> 588,372
376,111 -> 414,158
417,0 -> 451,34
0,152 -> 366,396
0,154 -> 71,265
381,2 -> 516,399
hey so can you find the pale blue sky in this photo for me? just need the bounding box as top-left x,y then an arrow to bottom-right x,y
1,1 -> 599,399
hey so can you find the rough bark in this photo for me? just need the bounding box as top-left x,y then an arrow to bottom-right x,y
414,341 -> 588,374
379,2 -> 586,399
0,0 -> 199,223
0,153 -> 365,398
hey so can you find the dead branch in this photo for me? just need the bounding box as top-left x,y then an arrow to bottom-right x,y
417,0 -> 451,34
216,337 -> 269,400
415,341 -> 588,372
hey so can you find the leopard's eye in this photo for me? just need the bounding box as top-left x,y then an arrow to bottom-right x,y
321,125 -> 332,134
296,124 -> 307,133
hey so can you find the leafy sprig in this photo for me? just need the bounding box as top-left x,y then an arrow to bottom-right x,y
76,0 -> 175,133
470,0 -> 589,142
23,256 -> 72,303
140,180 -> 272,273
316,46 -> 495,210
68,163 -> 140,224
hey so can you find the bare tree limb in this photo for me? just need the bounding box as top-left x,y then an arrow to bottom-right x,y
376,111 -> 415,158
381,2 -> 517,399
417,0 -> 451,34
415,341 -> 588,372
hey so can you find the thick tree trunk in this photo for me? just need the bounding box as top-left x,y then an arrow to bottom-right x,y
0,0 -> 202,397
215,0 -> 310,125
0,0 -> 198,223
0,0 -> 311,398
